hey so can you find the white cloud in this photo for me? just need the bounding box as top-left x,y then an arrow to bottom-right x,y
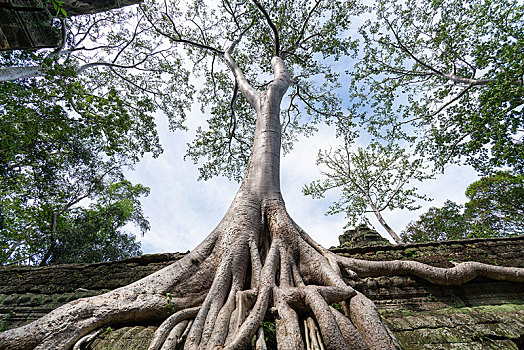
124,104 -> 480,253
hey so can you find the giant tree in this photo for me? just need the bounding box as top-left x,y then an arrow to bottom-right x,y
2,0 -> 524,349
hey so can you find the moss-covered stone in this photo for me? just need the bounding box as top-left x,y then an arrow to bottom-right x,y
383,304 -> 524,349
89,326 -> 157,350
338,224 -> 392,248
1,237 -> 524,349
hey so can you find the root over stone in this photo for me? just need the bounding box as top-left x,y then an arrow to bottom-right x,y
1,197 -> 523,350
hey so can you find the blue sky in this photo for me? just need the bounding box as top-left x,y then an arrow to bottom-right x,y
124,104 -> 479,254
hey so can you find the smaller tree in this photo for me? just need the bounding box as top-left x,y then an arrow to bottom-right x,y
465,171 -> 524,236
0,177 -> 149,265
39,180 -> 148,265
303,139 -> 431,244
401,200 -> 469,242
402,172 -> 524,242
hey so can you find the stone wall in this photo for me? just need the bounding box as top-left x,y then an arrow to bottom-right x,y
1,237 -> 524,349
0,253 -> 186,330
334,236 -> 524,349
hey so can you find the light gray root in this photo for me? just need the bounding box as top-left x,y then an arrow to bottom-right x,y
72,329 -> 103,350
159,320 -> 188,350
336,256 -> 524,285
349,292 -> 397,350
305,317 -> 325,350
225,242 -> 279,350
305,288 -> 346,350
274,287 -> 304,350
255,327 -> 267,350
329,306 -> 368,350
148,307 -> 199,350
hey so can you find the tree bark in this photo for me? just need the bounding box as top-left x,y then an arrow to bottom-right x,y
367,200 -> 404,244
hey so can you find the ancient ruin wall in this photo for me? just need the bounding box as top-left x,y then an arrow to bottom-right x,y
1,237 -> 524,349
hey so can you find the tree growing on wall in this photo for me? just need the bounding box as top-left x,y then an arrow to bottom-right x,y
1,0 -> 524,349
303,140 -> 431,244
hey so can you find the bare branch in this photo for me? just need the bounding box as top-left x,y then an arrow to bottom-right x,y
283,0 -> 321,56
228,81 -> 239,154
48,19 -> 67,58
393,84 -> 474,132
384,18 -> 498,87
384,18 -> 444,77
224,37 -> 260,108
296,85 -> 343,119
112,15 -> 143,63
438,132 -> 469,172
141,6 -> 223,55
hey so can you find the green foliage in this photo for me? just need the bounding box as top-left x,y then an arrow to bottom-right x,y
6,0 -> 365,183
144,0 -> 362,181
402,172 -> 524,242
401,201 -> 468,242
43,181 -> 147,264
350,0 -> 524,174
49,0 -> 67,17
0,311 -> 14,332
0,0 -> 369,262
261,321 -> 277,349
464,171 -> 524,236
0,53 -> 158,265
165,292 -> 176,312
304,139 -> 431,228
331,303 -> 342,310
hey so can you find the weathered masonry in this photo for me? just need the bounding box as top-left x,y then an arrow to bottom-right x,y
0,0 -> 142,50
1,236 -> 523,349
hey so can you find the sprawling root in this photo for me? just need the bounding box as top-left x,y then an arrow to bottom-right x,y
2,199 -> 524,350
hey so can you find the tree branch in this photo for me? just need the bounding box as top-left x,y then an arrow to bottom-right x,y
223,37 -> 260,108
48,18 -> 67,58
384,18 -> 498,87
111,15 -> 143,64
393,84 -> 474,132
141,6 -> 223,55
228,81 -> 239,154
252,0 -> 280,57
283,0 -> 321,57
0,66 -> 43,82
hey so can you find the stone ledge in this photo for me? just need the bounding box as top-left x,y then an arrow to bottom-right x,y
331,235 -> 524,255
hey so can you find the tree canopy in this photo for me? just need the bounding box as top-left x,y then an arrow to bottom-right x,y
402,172 -> 524,242
350,0 -> 524,174
0,49 -> 158,265
2,0 -> 361,179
